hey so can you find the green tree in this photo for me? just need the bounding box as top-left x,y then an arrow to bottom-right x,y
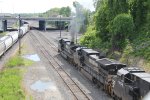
93,0 -> 105,11
108,14 -> 134,52
130,0 -> 148,29
95,0 -> 129,42
95,4 -> 110,42
59,6 -> 71,17
81,0 -> 150,60
41,8 -> 60,17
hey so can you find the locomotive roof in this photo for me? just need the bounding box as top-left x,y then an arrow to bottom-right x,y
117,67 -> 145,76
96,58 -> 126,66
142,77 -> 150,83
89,54 -> 105,60
96,58 -> 126,70
66,41 -> 71,45
71,45 -> 84,51
61,38 -> 70,42
117,68 -> 129,76
133,73 -> 150,83
89,55 -> 100,60
81,49 -> 99,54
133,73 -> 150,78
123,67 -> 145,73
76,46 -> 88,51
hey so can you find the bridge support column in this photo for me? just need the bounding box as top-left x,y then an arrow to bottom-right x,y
19,20 -> 23,27
2,20 -> 7,32
39,20 -> 46,31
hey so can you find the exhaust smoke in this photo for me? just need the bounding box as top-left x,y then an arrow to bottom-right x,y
70,1 -> 87,44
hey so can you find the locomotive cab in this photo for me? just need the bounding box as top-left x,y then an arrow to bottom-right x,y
113,67 -> 150,100
58,38 -> 70,52
58,38 -> 78,64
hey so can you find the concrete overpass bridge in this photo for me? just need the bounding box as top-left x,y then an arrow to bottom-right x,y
0,16 -> 72,31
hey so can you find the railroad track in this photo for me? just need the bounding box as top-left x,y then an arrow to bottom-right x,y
37,31 -> 58,51
29,30 -> 92,100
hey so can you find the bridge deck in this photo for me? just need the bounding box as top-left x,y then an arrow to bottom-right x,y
0,17 -> 72,21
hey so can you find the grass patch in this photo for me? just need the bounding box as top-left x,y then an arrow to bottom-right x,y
0,68 -> 25,99
5,56 -> 34,68
12,22 -> 19,29
0,32 -> 7,37
5,56 -> 24,68
120,44 -> 150,72
0,55 -> 34,99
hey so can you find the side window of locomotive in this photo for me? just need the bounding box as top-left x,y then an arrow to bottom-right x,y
59,40 -> 62,43
86,53 -> 89,57
121,75 -> 123,80
59,40 -> 61,43
78,50 -> 81,55
124,74 -> 132,84
109,68 -> 116,75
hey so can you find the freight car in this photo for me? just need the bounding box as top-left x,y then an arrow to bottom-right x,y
58,38 -> 150,100
0,23 -> 29,57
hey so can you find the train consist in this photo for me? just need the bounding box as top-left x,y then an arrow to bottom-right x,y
58,38 -> 150,100
0,23 -> 29,57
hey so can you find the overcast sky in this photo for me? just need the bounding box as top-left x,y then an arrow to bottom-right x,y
0,0 -> 95,13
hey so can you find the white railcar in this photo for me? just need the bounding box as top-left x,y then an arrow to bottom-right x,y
0,41 -> 5,56
0,35 -> 13,52
7,31 -> 19,44
0,23 -> 29,57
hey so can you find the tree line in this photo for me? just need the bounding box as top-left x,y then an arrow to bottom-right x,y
80,0 -> 150,60
39,6 -> 71,17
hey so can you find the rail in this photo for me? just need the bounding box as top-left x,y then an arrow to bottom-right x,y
29,30 -> 92,100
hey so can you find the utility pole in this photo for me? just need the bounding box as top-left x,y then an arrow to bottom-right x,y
60,15 -> 61,38
18,14 -> 21,55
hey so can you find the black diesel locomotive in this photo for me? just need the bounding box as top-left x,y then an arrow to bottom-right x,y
58,38 -> 150,100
